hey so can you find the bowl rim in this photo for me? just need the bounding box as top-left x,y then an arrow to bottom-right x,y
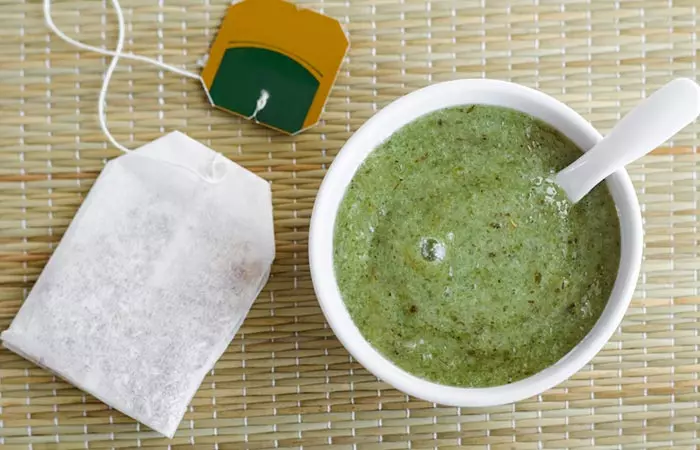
309,79 -> 643,406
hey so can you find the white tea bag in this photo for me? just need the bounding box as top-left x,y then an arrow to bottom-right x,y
1,131 -> 275,438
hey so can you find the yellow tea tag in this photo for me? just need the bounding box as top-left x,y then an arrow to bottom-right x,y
201,0 -> 349,135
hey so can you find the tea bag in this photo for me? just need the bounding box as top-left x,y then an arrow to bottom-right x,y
1,131 -> 275,437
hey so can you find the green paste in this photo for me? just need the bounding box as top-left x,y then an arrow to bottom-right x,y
333,105 -> 621,387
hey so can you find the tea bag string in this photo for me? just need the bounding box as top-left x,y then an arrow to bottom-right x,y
43,0 -> 247,184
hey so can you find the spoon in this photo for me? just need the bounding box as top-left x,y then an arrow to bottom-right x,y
555,78 -> 700,204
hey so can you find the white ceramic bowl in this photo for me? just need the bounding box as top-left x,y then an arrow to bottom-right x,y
309,79 -> 643,406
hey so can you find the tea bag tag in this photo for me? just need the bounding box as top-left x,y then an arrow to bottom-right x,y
201,0 -> 349,135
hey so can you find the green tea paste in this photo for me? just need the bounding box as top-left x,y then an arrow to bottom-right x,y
334,105 -> 621,387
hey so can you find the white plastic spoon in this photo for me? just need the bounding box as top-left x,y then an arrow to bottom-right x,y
555,78 -> 700,203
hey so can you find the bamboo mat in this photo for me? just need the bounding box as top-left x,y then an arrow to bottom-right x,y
1,0 -> 699,448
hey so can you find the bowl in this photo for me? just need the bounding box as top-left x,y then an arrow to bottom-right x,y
309,79 -> 643,406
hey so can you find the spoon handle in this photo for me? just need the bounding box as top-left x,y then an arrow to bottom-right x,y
556,78 -> 700,203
